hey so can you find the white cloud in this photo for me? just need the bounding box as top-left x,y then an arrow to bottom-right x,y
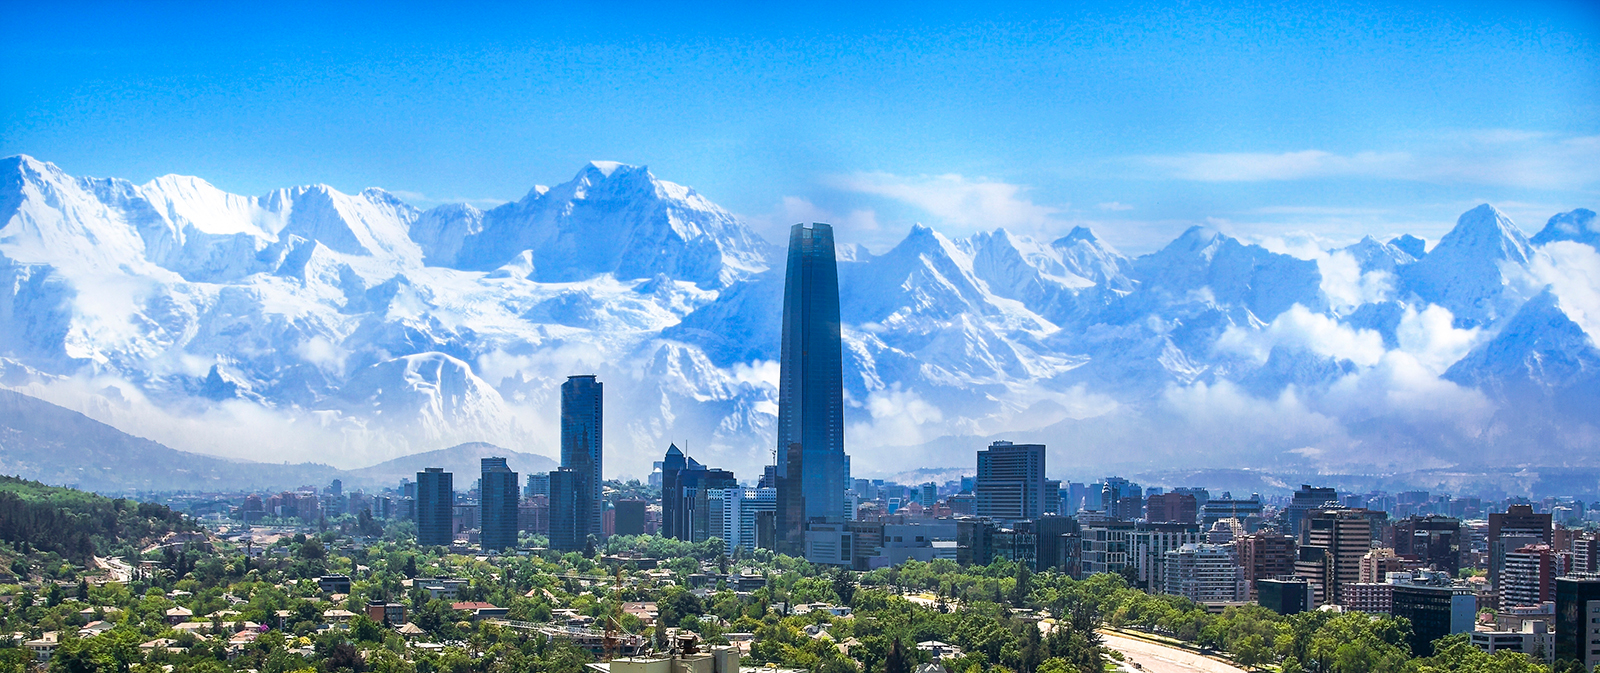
824,172 -> 1060,231
1525,242 -> 1600,341
1132,132 -> 1600,190
1394,305 -> 1480,374
1317,250 -> 1394,312
1097,201 -> 1134,211
1216,304 -> 1387,366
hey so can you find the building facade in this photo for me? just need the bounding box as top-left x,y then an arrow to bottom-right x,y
479,457 -> 519,551
974,441 -> 1047,522
1555,576 -> 1600,671
416,468 -> 453,547
560,374 -> 604,543
1161,543 -> 1247,603
776,222 -> 850,547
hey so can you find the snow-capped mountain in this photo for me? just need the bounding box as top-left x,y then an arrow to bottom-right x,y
2,154 -> 1597,477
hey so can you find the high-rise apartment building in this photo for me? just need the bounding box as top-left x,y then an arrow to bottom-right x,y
1236,532 -> 1296,599
479,457 -> 519,551
1359,548 -> 1407,583
1501,544 -> 1555,610
775,223 -> 850,549
975,441 -> 1047,522
416,468 -> 453,547
1489,505 -> 1552,592
1293,508 -> 1373,606
1162,543 -> 1248,603
1202,492 -> 1264,529
561,374 -> 604,542
547,468 -> 582,551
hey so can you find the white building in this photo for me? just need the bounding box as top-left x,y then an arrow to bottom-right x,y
1162,543 -> 1247,603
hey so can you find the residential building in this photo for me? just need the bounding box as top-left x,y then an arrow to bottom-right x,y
416,468 -> 453,547
1131,523 -> 1205,591
1471,621 -> 1553,664
776,222 -> 850,552
1162,543 -> 1247,603
1236,533 -> 1296,599
974,441 -> 1047,522
1501,544 -> 1556,610
480,457 -> 519,551
1359,548 -> 1407,583
1489,504 -> 1552,593
721,487 -> 777,555
561,374 -> 604,542
1342,582 -> 1394,614
1293,508 -> 1373,606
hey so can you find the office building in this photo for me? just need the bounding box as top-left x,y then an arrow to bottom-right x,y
561,374 -> 604,542
1293,508 -> 1373,606
548,468 -> 582,551
660,444 -> 737,542
1078,520 -> 1137,577
1162,543 -> 1247,602
479,457 -> 519,551
1286,485 -> 1339,538
721,487 -> 777,555
1555,576 -> 1600,671
1147,493 -> 1199,524
1101,477 -> 1143,520
974,441 -> 1047,522
1390,571 -> 1477,656
1202,493 -> 1264,530
614,499 -> 647,537
775,222 -> 850,548
1236,533 -> 1296,599
1501,544 -> 1555,610
1258,578 -> 1311,615
525,472 -> 550,498
1394,515 -> 1462,576
416,468 -> 453,547
1471,622 -> 1554,664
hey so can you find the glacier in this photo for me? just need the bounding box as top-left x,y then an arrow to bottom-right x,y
2,154 -> 1598,479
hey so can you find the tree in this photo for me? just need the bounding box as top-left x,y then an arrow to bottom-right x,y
404,556 -> 418,579
1012,563 -> 1033,607
883,637 -> 911,673
832,568 -> 857,606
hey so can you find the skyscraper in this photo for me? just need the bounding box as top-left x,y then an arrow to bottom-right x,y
548,468 -> 581,551
660,444 -> 737,542
416,468 -> 453,547
974,441 -> 1046,522
561,374 -> 603,541
480,457 -> 519,551
776,223 -> 849,547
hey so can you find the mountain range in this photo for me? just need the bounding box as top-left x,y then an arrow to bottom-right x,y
2,154 -> 1597,481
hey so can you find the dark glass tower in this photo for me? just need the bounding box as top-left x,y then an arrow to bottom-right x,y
561,374 -> 603,541
415,467 -> 453,547
479,457 -> 519,551
776,223 -> 849,548
547,468 -> 581,551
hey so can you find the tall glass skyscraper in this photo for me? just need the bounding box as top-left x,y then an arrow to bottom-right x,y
479,457 -> 519,551
415,467 -> 453,547
561,374 -> 603,541
776,223 -> 849,549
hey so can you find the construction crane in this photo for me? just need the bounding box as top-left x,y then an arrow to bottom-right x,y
603,566 -> 625,660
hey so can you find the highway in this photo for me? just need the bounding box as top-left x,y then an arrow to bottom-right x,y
1099,631 -> 1249,673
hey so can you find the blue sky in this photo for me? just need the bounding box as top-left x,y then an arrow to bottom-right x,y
3,1 -> 1597,253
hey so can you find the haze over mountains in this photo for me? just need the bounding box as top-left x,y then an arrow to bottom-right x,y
1,154 -> 1597,481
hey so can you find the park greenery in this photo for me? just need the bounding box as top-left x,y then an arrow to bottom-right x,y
0,479 -> 1574,673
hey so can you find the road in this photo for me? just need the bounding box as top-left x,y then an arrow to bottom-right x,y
1099,631 -> 1249,673
95,556 -> 132,583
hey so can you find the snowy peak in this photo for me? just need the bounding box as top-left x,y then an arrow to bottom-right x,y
1340,235 -> 1417,274
1531,208 -> 1599,248
1402,204 -> 1533,326
1445,290 -> 1600,404
448,162 -> 770,287
1388,234 -> 1427,259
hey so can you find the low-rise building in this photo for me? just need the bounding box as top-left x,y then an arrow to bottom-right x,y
1471,620 -> 1553,663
